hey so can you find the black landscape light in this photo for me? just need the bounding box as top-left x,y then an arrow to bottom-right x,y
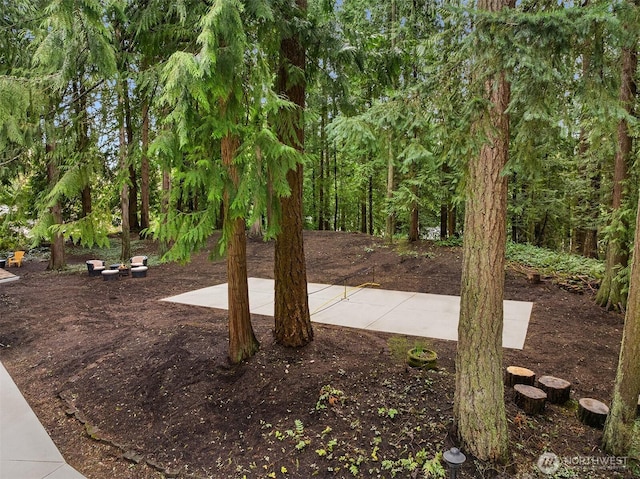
443,447 -> 466,479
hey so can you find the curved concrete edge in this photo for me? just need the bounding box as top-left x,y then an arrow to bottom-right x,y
0,361 -> 86,479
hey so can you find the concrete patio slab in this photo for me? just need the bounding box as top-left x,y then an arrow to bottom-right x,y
0,268 -> 19,284
162,277 -> 533,349
0,362 -> 86,479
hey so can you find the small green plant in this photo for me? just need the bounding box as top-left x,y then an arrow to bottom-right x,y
377,407 -> 400,419
316,385 -> 345,410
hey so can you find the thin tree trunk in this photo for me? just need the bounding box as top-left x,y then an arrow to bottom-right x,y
274,0 -> 313,347
385,136 -> 395,243
47,142 -> 65,271
159,168 -> 171,256
368,175 -> 374,235
140,98 -> 151,231
223,132 -> 259,363
596,41 -> 636,311
75,79 -> 92,218
440,204 -> 448,240
454,0 -> 513,463
602,185 -> 640,455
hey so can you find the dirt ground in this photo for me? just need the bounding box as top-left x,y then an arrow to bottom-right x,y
0,231 -> 634,479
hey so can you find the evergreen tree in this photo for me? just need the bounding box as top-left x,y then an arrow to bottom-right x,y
454,0 -> 513,463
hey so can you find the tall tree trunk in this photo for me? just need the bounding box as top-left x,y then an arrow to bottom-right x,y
454,0 -> 513,463
47,142 -> 65,270
274,0 -> 313,347
602,184 -> 640,455
118,88 -> 131,262
122,82 -> 139,232
140,98 -> 151,231
75,79 -> 92,218
222,132 -> 259,363
596,41 -> 637,311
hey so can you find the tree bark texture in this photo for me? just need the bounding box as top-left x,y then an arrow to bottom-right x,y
222,133 -> 259,363
596,43 -> 636,311
274,0 -> 313,348
602,187 -> 640,455
118,89 -> 131,262
454,0 -> 512,461
46,143 -> 65,271
140,98 -> 151,230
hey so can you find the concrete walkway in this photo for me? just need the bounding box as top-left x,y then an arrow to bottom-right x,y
162,277 -> 534,349
0,362 -> 86,479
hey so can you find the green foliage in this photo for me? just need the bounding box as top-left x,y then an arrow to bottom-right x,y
316,385 -> 346,410
506,242 -> 604,281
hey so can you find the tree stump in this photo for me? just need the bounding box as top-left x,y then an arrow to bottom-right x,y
505,366 -> 536,387
514,384 -> 547,414
577,398 -> 609,429
537,376 -> 571,404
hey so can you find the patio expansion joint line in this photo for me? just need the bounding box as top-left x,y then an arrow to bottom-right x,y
361,291 -> 419,330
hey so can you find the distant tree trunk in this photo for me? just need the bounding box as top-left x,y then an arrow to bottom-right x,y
385,136 -> 395,243
140,98 -> 151,231
223,132 -> 259,363
333,147 -> 339,231
159,168 -> 171,256
360,192 -> 367,233
368,175 -> 374,235
440,204 -> 448,239
602,184 -> 640,456
596,41 -> 636,311
47,142 -> 65,270
409,195 -> 419,242
447,204 -> 456,238
454,0 -> 513,463
274,0 -> 313,347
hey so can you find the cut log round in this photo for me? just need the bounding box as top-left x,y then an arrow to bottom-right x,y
577,398 -> 609,429
514,384 -> 547,415
537,376 -> 571,404
505,366 -> 536,387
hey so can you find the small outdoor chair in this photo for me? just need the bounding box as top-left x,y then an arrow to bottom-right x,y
86,259 -> 106,277
130,255 -> 148,268
7,251 -> 25,267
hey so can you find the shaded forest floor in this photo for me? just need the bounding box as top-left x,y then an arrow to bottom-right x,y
0,231 -> 634,478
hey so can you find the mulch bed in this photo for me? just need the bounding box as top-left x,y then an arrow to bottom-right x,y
0,231 -> 631,478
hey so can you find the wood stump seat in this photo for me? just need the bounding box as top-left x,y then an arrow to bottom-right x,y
505,366 -> 536,387
578,398 -> 609,429
514,384 -> 547,414
537,376 -> 571,404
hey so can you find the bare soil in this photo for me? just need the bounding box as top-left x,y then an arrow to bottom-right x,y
0,231 -> 633,478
